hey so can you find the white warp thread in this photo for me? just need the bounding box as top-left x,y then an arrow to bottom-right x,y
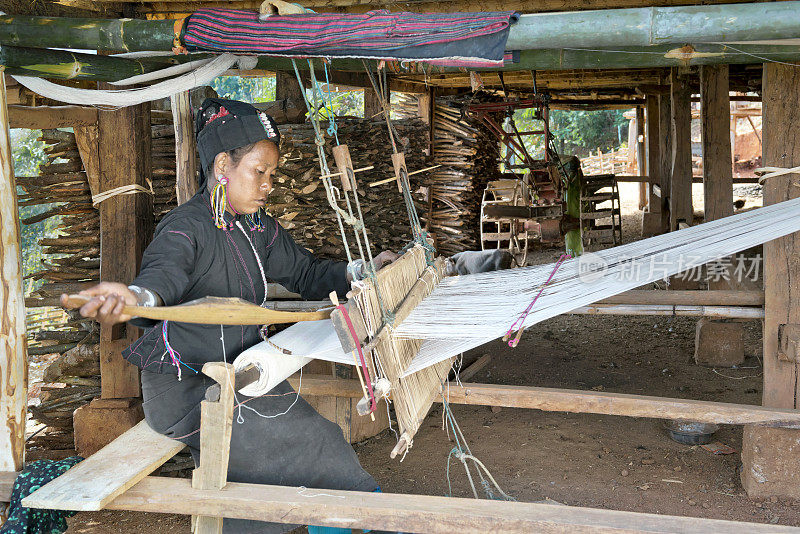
232,319 -> 351,397
110,57 -> 217,86
396,198 -> 800,377
12,54 -> 257,108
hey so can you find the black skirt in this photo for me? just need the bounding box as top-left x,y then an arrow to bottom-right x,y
141,370 -> 378,533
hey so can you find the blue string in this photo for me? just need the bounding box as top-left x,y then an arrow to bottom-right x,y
322,61 -> 339,143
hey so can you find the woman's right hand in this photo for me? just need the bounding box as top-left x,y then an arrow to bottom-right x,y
61,282 -> 138,326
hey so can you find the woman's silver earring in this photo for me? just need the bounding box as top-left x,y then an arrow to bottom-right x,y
217,174 -> 228,185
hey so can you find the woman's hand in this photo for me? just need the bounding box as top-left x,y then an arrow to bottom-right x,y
61,282 -> 138,326
372,250 -> 400,271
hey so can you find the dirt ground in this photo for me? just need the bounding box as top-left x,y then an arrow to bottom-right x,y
66,182 -> 799,532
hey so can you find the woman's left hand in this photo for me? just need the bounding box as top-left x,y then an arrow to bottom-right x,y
372,250 -> 400,271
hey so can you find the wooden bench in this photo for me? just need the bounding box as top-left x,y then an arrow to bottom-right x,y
22,420 -> 184,511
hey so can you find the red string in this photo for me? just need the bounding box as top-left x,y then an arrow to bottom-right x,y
504,253 -> 572,348
336,304 -> 377,414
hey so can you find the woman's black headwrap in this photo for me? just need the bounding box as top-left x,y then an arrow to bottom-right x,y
195,98 -> 281,189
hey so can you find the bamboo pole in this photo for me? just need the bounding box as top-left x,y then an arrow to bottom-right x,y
1,44 -> 800,82
5,3 -> 800,53
0,69 -> 27,473
0,15 -> 175,52
0,44 -> 187,80
571,304 -> 763,319
506,2 -> 800,49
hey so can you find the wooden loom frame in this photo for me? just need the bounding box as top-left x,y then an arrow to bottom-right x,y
13,244 -> 800,532
2,52 -> 800,534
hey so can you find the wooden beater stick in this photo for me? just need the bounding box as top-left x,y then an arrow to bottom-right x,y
329,292 -> 375,421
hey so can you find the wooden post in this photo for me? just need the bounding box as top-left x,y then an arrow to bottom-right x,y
417,91 -> 432,125
171,91 -> 197,205
192,362 -> 235,534
642,95 -> 662,236
760,63 -> 800,409
275,71 -> 304,103
636,106 -> 646,210
740,62 -> 800,500
700,65 -> 733,223
645,96 -> 660,209
364,88 -> 383,120
73,102 -> 152,455
658,91 -> 672,228
670,67 -> 693,230
97,103 -> 153,399
696,65 -> 743,366
0,70 -> 27,474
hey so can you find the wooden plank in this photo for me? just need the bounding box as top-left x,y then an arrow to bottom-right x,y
107,476 -> 800,534
0,471 -> 17,502
443,383 -> 800,428
97,102 -> 153,399
458,354 -> 492,382
21,420 -> 184,511
0,71 -> 27,473
8,105 -> 97,129
762,63 -> 800,409
171,90 -> 197,205
669,67 -> 693,231
282,377 -> 800,428
192,362 -> 235,534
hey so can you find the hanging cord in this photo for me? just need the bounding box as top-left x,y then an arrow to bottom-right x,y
313,61 -> 370,266
440,386 -> 514,501
291,58 -> 355,264
298,58 -> 396,326
362,60 -> 432,260
161,320 -> 198,380
322,60 -> 340,143
504,253 -> 572,348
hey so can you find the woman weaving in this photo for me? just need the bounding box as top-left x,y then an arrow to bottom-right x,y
63,98 -> 398,533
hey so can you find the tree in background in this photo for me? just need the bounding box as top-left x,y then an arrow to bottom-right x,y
211,76 -> 276,102
211,75 -> 365,118
514,108 -> 629,159
12,128 -> 56,293
549,109 -> 628,156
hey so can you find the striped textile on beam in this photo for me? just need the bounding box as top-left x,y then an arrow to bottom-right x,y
183,9 -> 519,67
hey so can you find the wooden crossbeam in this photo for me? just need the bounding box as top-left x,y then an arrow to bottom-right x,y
443,384 -> 800,428
8,105 -> 97,129
22,420 -> 184,511
282,377 -> 800,428
104,476 -> 800,534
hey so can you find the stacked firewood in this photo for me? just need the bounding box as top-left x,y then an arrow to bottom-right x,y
21,110 -> 180,459
395,94 -> 502,255
18,128 -> 99,459
273,118 -> 429,259
150,109 -> 181,222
